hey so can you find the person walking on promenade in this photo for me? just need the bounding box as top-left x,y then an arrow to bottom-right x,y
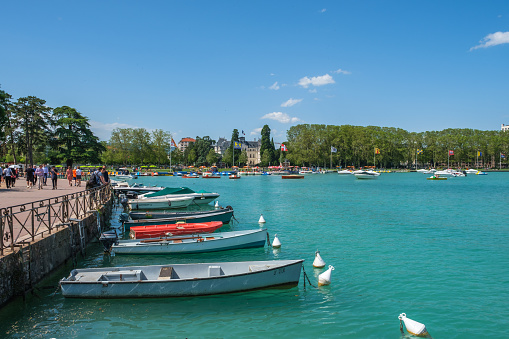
3,166 -> 12,189
76,166 -> 82,187
66,166 -> 73,186
26,165 -> 35,188
50,166 -> 58,189
35,164 -> 44,190
102,166 -> 109,184
43,164 -> 49,186
72,167 -> 77,186
11,168 -> 17,187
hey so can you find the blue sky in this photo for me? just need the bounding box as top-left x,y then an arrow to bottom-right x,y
1,1 -> 508,142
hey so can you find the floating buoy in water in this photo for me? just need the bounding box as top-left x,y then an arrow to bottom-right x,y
318,265 -> 334,286
258,214 -> 266,223
272,234 -> 281,248
313,250 -> 326,268
398,313 -> 429,337
214,201 -> 219,208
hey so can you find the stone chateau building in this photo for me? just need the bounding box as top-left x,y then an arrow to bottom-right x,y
213,137 -> 261,166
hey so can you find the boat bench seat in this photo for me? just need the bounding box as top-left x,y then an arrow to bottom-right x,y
158,266 -> 178,280
99,270 -> 145,281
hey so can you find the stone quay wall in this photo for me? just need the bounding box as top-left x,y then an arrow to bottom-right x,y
0,196 -> 113,307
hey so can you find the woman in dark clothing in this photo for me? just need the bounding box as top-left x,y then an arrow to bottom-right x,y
50,166 -> 58,189
26,166 -> 35,188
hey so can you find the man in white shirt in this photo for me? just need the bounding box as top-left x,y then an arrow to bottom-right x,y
76,166 -> 82,187
43,164 -> 49,186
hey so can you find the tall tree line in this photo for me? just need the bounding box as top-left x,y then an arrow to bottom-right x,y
0,88 -> 104,167
285,124 -> 509,168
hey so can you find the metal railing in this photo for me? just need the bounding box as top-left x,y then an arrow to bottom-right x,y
0,184 -> 112,256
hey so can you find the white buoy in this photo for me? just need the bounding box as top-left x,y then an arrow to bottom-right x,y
313,250 -> 326,268
258,214 -> 266,223
272,234 -> 281,248
318,265 -> 334,286
214,201 -> 219,208
398,313 -> 429,337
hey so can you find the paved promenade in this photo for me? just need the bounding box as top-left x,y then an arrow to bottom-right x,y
0,178 -> 86,209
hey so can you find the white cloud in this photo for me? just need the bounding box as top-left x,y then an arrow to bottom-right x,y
298,74 -> 335,88
261,112 -> 301,124
309,89 -> 317,93
250,127 -> 262,136
281,98 -> 303,107
470,31 -> 509,50
89,121 -> 141,140
320,8 -> 327,13
269,81 -> 280,90
333,68 -> 351,74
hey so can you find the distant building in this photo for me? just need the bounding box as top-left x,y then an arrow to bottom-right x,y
213,137 -> 261,166
502,124 -> 509,132
178,137 -> 195,152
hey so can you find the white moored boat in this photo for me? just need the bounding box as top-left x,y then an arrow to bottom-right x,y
136,187 -> 220,205
337,169 -> 353,175
128,196 -> 194,210
60,259 -> 304,298
111,229 -> 267,254
353,170 -> 381,179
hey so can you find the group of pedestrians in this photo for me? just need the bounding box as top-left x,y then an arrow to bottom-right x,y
0,166 -> 19,189
1,164 -> 111,191
66,166 -> 83,187
24,164 -> 59,190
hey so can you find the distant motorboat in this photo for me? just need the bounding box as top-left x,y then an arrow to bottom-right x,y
476,171 -> 488,175
465,169 -> 479,174
427,175 -> 447,180
353,170 -> 380,179
337,170 -> 353,175
282,175 -> 304,179
116,174 -> 137,180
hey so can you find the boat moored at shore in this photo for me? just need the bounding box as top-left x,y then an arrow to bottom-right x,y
60,259 -> 304,298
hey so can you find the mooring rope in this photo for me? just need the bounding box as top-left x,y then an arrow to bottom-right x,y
302,265 -> 317,289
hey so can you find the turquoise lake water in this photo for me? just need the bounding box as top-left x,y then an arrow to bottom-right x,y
1,172 -> 508,338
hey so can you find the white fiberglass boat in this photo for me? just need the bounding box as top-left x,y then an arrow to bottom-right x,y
353,170 -> 380,179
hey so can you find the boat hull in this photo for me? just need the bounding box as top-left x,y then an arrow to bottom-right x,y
112,229 -> 267,254
282,175 -> 304,179
128,197 -> 193,210
126,208 -> 234,227
129,221 -> 224,239
60,260 -> 303,298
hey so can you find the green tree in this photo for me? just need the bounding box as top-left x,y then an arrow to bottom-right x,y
194,136 -> 214,166
229,129 -> 240,161
12,96 -> 53,166
239,150 -> 248,166
260,125 -> 274,166
0,88 -> 9,141
206,149 -> 218,165
51,106 -> 104,167
151,129 -> 172,166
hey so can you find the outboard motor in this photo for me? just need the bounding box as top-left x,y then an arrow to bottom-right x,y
126,191 -> 138,199
118,193 -> 129,209
99,230 -> 119,252
118,213 -> 130,223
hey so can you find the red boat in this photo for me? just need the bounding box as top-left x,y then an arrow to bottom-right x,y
129,221 -> 223,239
